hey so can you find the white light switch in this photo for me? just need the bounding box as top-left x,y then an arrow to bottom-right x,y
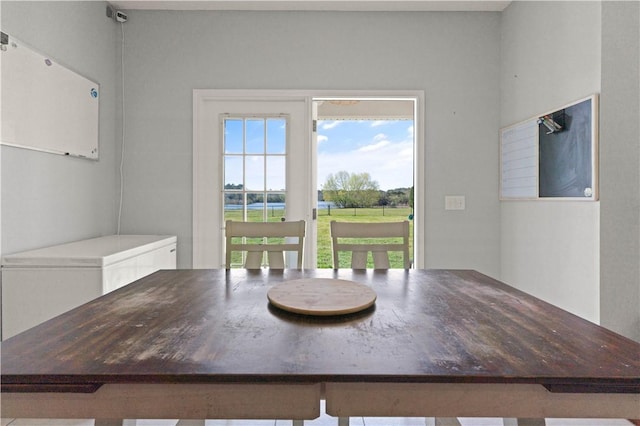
445,195 -> 465,210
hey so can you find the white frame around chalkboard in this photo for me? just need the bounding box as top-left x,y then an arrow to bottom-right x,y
500,94 -> 598,201
0,32 -> 99,160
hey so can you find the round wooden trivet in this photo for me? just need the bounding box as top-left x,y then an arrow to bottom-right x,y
267,278 -> 377,316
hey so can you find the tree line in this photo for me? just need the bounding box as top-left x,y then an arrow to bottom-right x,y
224,184 -> 285,205
225,171 -> 413,208
320,171 -> 413,208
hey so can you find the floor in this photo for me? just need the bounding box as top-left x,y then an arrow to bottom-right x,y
1,419 -> 636,425
1,397 -> 635,426
1,415 -> 635,425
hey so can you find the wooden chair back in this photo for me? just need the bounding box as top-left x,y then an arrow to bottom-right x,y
225,220 -> 305,269
330,220 -> 411,269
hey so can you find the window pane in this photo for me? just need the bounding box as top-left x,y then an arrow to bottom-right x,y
224,192 -> 243,208
224,193 -> 245,222
267,119 -> 286,154
246,193 -> 264,222
224,156 -> 243,188
224,119 -> 243,154
245,156 -> 264,190
246,119 -> 264,154
225,196 -> 248,267
266,193 -> 286,223
266,156 -> 285,191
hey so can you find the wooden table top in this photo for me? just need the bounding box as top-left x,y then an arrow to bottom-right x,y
1,269 -> 639,394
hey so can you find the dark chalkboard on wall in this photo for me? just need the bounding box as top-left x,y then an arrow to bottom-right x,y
500,94 -> 598,201
539,97 -> 596,198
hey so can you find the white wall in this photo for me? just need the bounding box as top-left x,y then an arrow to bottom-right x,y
500,2 -> 602,322
119,10 -> 502,274
1,1 -> 119,255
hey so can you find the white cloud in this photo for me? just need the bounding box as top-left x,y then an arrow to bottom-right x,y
372,133 -> 387,142
320,120 -> 341,130
358,140 -> 390,152
317,135 -> 328,144
318,139 -> 413,190
370,120 -> 391,127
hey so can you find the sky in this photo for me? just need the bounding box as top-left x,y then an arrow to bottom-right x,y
317,119 -> 414,191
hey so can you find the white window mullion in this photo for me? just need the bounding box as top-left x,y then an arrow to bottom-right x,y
262,117 -> 267,266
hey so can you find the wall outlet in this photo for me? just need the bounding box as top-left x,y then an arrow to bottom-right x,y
445,195 -> 465,210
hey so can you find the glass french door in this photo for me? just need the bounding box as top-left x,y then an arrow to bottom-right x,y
193,90 -> 423,270
192,96 -> 313,268
222,115 -> 291,268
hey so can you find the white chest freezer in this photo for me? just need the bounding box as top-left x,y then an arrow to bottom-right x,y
1,234 -> 177,339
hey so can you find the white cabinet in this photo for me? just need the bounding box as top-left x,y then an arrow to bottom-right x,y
1,235 -> 177,339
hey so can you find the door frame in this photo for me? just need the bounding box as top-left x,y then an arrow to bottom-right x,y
193,89 -> 425,269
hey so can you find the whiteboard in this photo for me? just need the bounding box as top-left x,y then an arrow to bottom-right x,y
1,33 -> 99,159
500,119 -> 538,199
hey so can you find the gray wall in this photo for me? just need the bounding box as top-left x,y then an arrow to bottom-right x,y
600,1 -> 640,341
1,1 -> 119,254
500,2 -> 602,323
119,10 -> 502,274
500,0 -> 640,341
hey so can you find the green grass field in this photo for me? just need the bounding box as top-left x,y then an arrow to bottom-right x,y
225,206 -> 413,268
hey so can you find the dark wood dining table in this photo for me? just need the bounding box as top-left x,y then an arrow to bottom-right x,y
1,269 -> 639,425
